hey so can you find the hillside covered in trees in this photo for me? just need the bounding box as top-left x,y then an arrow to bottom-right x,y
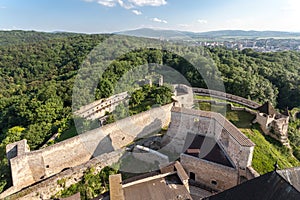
1,31 -> 300,193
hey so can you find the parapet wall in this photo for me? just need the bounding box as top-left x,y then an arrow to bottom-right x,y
6,104 -> 173,194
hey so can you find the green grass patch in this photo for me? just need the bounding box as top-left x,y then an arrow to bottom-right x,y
197,102 -> 255,128
226,110 -> 255,128
242,127 -> 300,174
194,95 -> 252,109
197,101 -> 300,174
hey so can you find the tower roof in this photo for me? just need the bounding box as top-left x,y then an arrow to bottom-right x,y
257,101 -> 277,115
277,167 -> 300,192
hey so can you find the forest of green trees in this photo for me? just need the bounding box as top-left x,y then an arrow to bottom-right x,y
1,31 -> 300,193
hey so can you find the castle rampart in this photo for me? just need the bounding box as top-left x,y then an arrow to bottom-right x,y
0,150 -> 123,200
5,104 -> 173,196
253,102 -> 290,146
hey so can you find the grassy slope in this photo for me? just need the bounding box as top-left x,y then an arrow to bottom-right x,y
242,128 -> 299,174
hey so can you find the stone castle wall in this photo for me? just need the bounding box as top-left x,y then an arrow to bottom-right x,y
165,107 -> 256,192
6,104 -> 173,196
1,150 -> 123,200
180,154 -> 238,191
173,84 -> 194,109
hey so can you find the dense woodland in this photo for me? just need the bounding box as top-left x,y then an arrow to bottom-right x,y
1,31 -> 300,193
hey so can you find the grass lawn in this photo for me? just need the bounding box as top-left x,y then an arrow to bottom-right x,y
242,127 -> 300,174
197,102 -> 255,128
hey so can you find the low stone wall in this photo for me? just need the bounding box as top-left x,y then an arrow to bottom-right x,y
193,88 -> 260,109
132,146 -> 169,166
195,99 -> 258,115
1,150 -> 123,200
245,166 -> 260,179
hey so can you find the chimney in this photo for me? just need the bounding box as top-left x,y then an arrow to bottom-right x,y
109,174 -> 125,200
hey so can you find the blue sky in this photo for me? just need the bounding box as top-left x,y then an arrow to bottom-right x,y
0,0 -> 299,33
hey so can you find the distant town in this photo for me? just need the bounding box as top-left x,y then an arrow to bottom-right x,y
197,39 -> 300,52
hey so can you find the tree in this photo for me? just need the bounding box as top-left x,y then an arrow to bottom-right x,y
95,79 -> 114,99
2,126 -> 25,145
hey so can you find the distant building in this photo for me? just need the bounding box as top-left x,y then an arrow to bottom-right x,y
253,102 -> 290,146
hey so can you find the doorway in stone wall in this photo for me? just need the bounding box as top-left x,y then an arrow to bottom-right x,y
190,172 -> 195,181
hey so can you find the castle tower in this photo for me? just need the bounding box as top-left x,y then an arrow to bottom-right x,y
253,102 -> 290,147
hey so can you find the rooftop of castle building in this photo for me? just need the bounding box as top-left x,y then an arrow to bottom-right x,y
108,162 -> 192,200
122,174 -> 191,200
257,101 -> 277,116
171,107 -> 255,147
277,167 -> 300,192
184,134 -> 234,168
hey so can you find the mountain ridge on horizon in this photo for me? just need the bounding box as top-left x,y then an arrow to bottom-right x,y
116,28 -> 300,39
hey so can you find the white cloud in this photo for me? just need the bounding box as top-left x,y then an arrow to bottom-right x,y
83,0 -> 167,8
117,0 -> 134,9
132,9 -> 142,15
151,17 -> 167,24
97,0 -> 116,7
0,6 -> 6,9
128,0 -> 167,7
197,19 -> 208,24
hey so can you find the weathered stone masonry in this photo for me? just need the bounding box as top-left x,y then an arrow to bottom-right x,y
4,104 -> 173,198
